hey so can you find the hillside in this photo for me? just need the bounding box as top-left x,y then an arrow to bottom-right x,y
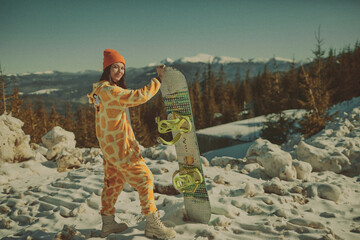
5,54 -> 299,113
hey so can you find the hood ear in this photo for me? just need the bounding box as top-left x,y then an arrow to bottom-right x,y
88,81 -> 109,104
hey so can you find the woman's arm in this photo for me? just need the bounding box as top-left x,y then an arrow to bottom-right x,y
99,77 -> 161,108
98,65 -> 165,108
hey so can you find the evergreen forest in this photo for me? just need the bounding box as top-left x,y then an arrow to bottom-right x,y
1,41 -> 359,148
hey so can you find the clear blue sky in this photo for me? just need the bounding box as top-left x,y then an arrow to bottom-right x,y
1,0 -> 359,74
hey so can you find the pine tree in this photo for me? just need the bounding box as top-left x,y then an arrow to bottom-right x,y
10,78 -> 23,118
234,67 -> 244,114
312,27 -> 326,81
261,65 -> 277,115
261,60 -> 291,144
282,59 -> 299,109
147,99 -> 163,147
63,102 -> 75,132
0,67 -> 11,115
348,42 -> 360,99
336,47 -> 352,102
352,42 -> 360,97
261,113 -> 298,145
323,48 -> 340,105
235,66 -> 241,84
268,59 -> 287,114
140,102 -> 155,147
200,68 -> 207,93
215,65 -> 226,114
194,77 -> 206,129
74,106 -> 88,147
298,65 -> 331,137
49,104 -> 61,129
252,71 -> 266,116
202,65 -> 219,126
21,101 -> 37,143
222,81 -> 238,123
34,98 -> 49,143
305,27 -> 330,116
298,33 -> 330,117
85,105 -> 97,147
190,72 -> 205,129
242,69 -> 254,118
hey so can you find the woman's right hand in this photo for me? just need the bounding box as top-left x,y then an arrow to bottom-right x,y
156,64 -> 166,80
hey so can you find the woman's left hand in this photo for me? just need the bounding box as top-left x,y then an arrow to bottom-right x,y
156,64 -> 166,80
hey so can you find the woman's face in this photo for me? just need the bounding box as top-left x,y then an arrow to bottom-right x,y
110,62 -> 125,82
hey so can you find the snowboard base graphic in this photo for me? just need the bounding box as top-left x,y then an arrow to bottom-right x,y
158,67 -> 211,224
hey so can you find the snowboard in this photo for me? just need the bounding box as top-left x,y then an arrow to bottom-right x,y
156,67 -> 211,224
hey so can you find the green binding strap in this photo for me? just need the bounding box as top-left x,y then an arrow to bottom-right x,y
172,167 -> 203,193
155,112 -> 192,145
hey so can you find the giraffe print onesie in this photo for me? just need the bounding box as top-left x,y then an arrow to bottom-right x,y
88,78 -> 161,216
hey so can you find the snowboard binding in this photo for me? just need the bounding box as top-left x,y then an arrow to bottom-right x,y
172,167 -> 203,193
155,112 -> 192,145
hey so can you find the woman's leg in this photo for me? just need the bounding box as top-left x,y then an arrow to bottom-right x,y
121,159 -> 176,239
101,161 -> 126,215
121,160 -> 157,215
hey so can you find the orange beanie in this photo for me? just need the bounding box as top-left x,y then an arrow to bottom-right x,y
103,49 -> 126,70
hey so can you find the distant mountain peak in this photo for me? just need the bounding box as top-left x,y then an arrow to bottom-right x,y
176,53 -> 215,64
268,57 -> 294,63
143,53 -> 302,69
32,70 -> 55,75
171,53 -> 296,65
160,58 -> 174,64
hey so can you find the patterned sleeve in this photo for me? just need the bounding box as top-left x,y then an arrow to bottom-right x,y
98,78 -> 161,108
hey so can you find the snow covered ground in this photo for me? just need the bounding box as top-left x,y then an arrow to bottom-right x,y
197,109 -> 307,142
0,97 -> 360,240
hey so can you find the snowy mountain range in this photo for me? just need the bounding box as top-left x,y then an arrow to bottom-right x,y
6,53 -> 310,113
148,53 -> 302,66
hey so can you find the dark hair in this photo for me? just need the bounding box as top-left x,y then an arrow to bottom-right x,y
99,65 -> 127,89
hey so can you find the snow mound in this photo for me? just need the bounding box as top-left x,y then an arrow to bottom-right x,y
297,141 -> 351,173
291,96 -> 360,176
39,126 -> 87,172
0,114 -> 33,163
42,126 -> 77,158
142,144 -> 177,162
245,139 -> 312,181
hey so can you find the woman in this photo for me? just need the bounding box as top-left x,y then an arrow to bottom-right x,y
88,49 -> 176,239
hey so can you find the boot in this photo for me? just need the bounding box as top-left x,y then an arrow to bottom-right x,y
101,214 -> 128,238
145,211 -> 176,239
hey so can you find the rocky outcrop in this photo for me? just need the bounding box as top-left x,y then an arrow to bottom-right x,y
0,114 -> 33,163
